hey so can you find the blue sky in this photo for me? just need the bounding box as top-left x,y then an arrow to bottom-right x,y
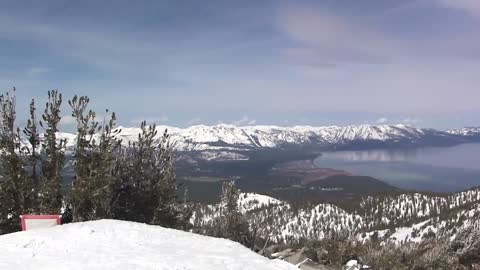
0,0 -> 479,129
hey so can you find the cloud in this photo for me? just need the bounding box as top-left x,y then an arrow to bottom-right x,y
376,117 -> 389,124
435,0 -> 480,18
277,6 -> 391,67
403,117 -> 422,125
1,2 -> 480,129
186,117 -> 201,126
59,115 -> 76,126
298,117 -> 310,124
277,2 -> 480,69
232,116 -> 256,126
0,12 -> 185,78
26,67 -> 50,77
130,116 -> 169,126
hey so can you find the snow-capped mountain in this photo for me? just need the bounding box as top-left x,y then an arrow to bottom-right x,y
447,127 -> 480,137
54,124 -> 474,157
116,124 -> 435,151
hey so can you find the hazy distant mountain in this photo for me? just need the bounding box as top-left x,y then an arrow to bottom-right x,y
447,127 -> 480,138
52,124 -> 479,161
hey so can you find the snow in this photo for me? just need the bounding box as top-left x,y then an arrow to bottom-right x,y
345,260 -> 370,270
447,127 -> 480,136
345,260 -> 360,270
193,188 -> 480,244
0,219 -> 298,270
17,124 -> 477,161
49,124 -> 432,153
197,151 -> 249,161
377,220 -> 434,244
238,193 -> 283,212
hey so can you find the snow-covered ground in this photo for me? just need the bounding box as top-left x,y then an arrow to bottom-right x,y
0,219 -> 298,270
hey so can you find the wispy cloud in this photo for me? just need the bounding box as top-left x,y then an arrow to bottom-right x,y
59,115 -> 76,126
186,117 -> 202,126
435,0 -> 480,19
130,116 -> 169,126
26,67 -> 50,77
1,1 -> 479,129
403,117 -> 422,125
376,117 -> 389,124
232,116 -> 256,126
277,6 -> 392,67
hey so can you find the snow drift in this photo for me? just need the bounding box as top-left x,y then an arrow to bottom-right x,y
0,219 -> 297,270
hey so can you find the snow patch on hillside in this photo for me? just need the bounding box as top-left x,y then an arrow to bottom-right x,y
238,193 -> 283,213
197,151 -> 249,161
447,127 -> 480,136
389,220 -> 434,243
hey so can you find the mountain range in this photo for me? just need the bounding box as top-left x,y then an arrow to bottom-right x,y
53,124 -> 480,161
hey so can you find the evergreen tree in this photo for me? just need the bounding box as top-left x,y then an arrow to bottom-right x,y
68,95 -> 98,222
23,99 -> 41,211
39,90 -> 66,214
90,109 -> 120,219
69,96 -> 122,221
219,180 -> 250,245
111,122 -> 158,223
0,90 -> 33,233
111,122 -> 187,228
175,186 -> 194,231
152,128 -> 181,227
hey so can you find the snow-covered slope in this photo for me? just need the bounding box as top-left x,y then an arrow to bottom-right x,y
447,127 -> 480,137
51,124 -> 471,156
358,201 -> 480,245
193,189 -> 480,244
0,219 -> 297,270
238,193 -> 283,213
112,124 -> 436,151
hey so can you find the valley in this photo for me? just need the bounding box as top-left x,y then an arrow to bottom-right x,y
52,124 -> 480,202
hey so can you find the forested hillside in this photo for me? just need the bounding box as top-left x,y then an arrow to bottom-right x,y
192,188 -> 480,244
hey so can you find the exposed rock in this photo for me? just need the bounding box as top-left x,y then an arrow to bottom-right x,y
284,247 -> 315,265
262,245 -> 280,258
282,247 -> 333,270
316,248 -> 330,265
271,248 -> 295,259
298,260 -> 332,270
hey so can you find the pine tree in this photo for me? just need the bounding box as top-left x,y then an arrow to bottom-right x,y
89,109 -> 120,219
68,95 -> 98,222
175,186 -> 194,231
219,180 -> 250,245
69,95 -> 121,221
0,89 -> 33,233
111,122 -> 186,228
0,90 -> 188,233
152,128 -> 181,227
39,90 -> 66,214
23,99 -> 41,211
111,122 -> 158,223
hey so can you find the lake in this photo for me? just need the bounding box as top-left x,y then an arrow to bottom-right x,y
314,143 -> 480,192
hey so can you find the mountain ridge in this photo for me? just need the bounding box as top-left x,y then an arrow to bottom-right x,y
192,187 -> 480,244
50,124 -> 477,156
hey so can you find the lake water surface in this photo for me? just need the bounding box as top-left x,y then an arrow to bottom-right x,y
314,143 -> 480,192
